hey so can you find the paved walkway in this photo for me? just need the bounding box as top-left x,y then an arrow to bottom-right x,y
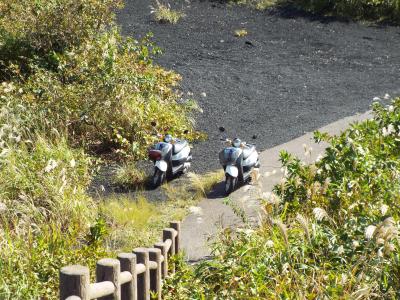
180,111 -> 372,262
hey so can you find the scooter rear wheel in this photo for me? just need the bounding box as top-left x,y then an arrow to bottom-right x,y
225,174 -> 237,195
152,169 -> 166,188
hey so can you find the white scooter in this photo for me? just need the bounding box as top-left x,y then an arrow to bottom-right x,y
148,134 -> 192,188
219,137 -> 260,195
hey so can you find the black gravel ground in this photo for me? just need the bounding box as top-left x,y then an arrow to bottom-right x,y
117,1 -> 400,174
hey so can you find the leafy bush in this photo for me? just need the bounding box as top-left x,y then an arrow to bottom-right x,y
287,0 -> 400,22
0,0 -> 122,78
0,29 -> 200,159
163,97 -> 400,299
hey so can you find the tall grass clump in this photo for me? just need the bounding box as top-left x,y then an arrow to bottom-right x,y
163,97 -> 400,299
151,1 -> 185,24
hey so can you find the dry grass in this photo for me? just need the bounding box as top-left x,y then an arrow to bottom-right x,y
100,170 -> 223,252
234,29 -> 248,37
151,1 -> 185,24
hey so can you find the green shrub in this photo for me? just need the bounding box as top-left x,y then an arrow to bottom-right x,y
288,0 -> 400,22
163,98 -> 400,299
0,0 -> 122,75
0,29 -> 201,159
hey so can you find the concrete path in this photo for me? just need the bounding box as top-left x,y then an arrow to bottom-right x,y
180,111 -> 372,262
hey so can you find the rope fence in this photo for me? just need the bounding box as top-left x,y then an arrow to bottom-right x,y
59,221 -> 180,300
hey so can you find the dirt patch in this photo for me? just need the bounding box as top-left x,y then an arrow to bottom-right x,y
117,1 -> 400,175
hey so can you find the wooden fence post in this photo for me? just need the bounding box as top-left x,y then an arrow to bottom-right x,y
154,242 -> 168,278
170,221 -> 181,254
118,253 -> 137,300
60,265 -> 90,300
148,248 -> 162,300
96,258 -> 121,300
133,248 -> 150,300
163,228 -> 176,273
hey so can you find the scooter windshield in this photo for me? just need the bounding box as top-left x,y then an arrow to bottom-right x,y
155,142 -> 172,157
219,147 -> 240,165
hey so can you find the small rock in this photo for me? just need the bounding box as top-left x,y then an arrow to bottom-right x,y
245,41 -> 254,46
201,92 -> 207,97
220,39 -> 224,43
219,126 -> 225,132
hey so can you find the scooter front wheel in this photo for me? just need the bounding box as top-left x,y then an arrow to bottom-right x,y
152,168 -> 166,188
225,174 -> 237,195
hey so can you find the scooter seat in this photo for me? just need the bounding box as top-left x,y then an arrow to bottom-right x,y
173,140 -> 188,154
243,145 -> 255,159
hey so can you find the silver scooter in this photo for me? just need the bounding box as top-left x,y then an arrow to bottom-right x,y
148,134 -> 192,188
219,138 -> 260,195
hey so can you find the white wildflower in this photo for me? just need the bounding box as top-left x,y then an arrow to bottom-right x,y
337,245 -> 344,255
373,97 -> 381,101
388,124 -> 395,134
282,262 -> 290,274
365,225 -> 376,240
382,124 -> 395,137
313,207 -> 328,222
380,204 -> 388,215
384,93 -> 391,100
388,105 -> 394,112
341,274 -> 348,285
266,240 -> 274,248
377,248 -> 383,257
0,202 -> 6,213
352,240 -> 360,249
70,159 -> 76,168
44,159 -> 58,173
315,154 -> 323,162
